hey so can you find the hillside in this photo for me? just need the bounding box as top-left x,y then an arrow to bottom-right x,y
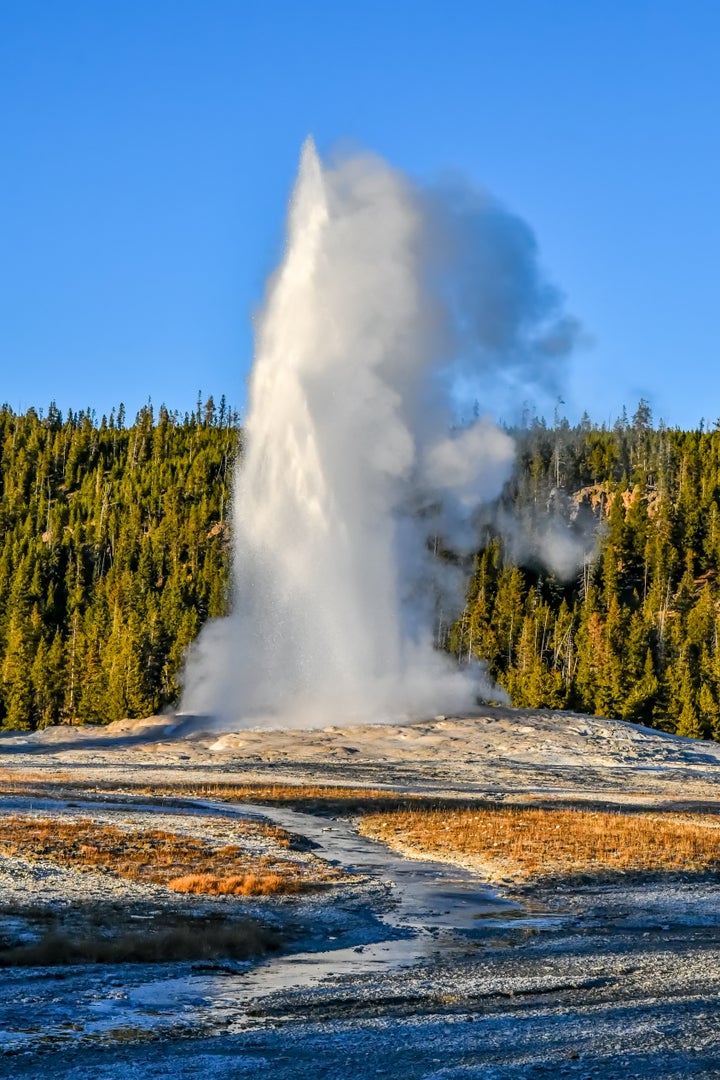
0,399 -> 235,728
2,398 -> 720,737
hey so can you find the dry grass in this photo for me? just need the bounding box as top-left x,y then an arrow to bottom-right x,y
168,872 -> 288,896
0,815 -> 343,895
0,915 -> 280,966
359,805 -> 720,883
6,772 -> 720,886
0,775 -> 404,813
0,769 -> 74,784
121,780 -> 405,814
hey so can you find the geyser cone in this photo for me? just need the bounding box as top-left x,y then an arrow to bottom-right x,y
181,141 -> 578,729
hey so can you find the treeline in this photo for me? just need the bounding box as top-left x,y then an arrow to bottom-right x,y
453,403 -> 720,740
0,398 -> 236,729
3,398 -> 720,740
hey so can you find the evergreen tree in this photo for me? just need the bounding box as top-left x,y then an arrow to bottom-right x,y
0,399 -> 235,728
3,398 -> 720,741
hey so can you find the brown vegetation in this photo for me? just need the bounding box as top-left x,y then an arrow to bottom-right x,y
0,912 -> 280,966
0,815 -> 344,895
0,774 -> 409,813
359,805 -> 720,883
6,773 -> 720,885
136,781 -> 410,814
168,872 -> 289,896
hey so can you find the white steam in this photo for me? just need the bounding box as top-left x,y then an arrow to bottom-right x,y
181,140 -> 577,728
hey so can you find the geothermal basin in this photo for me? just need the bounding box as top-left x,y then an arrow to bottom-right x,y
1,707 -> 720,1078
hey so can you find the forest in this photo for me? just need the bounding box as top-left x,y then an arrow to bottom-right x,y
1,397 -> 720,740
0,397 -> 236,730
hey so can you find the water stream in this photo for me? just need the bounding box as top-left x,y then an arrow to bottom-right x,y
231,799 -> 520,931
0,794 -> 561,1050
119,798 -> 555,1032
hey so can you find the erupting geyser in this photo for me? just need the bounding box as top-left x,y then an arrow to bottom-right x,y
181,140 -> 577,728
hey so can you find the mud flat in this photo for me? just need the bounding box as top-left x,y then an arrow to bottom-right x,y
1,708 -> 720,1078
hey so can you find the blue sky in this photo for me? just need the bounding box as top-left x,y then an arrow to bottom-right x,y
2,0 -> 719,428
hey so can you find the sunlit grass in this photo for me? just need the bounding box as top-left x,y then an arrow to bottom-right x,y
167,871 -> 290,896
4,772 -> 720,884
132,780 -> 404,812
0,773 -> 399,807
358,805 -> 720,882
0,815 -> 344,895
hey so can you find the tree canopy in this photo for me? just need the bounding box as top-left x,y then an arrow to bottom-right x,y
0,398 -> 236,729
453,404 -> 720,740
1,397 -> 720,741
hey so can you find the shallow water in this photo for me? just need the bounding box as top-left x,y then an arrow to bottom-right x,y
0,794 -> 559,1053
232,799 -> 520,931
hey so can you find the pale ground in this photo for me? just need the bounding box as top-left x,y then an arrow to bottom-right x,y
1,707 -> 720,1078
8,704 -> 720,796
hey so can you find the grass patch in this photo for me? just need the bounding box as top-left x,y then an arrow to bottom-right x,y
0,912 -> 279,966
168,872 -> 291,895
0,815 -> 344,895
358,805 -> 720,883
0,775 -> 408,813
119,780 -> 406,814
0,776 -> 421,820
6,774 -> 720,884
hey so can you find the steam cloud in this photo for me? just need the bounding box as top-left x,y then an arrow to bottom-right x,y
181,140 -> 578,728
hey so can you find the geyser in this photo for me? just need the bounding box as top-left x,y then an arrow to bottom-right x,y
181,140 -> 577,728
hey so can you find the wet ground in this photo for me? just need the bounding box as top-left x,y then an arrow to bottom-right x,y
2,710 -> 720,1077
0,795 -> 534,1057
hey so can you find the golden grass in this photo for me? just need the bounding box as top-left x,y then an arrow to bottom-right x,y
358,805 -> 720,883
0,769 -> 74,784
124,780 -> 403,812
5,773 -> 720,885
0,815 -> 343,895
168,872 -> 289,896
0,775 -> 401,812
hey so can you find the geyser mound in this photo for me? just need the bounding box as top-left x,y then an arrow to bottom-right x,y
181,140 -> 577,729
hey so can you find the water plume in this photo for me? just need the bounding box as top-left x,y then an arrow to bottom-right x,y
181,140 -> 577,728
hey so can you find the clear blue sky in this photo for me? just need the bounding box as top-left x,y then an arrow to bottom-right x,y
2,0 -> 719,428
